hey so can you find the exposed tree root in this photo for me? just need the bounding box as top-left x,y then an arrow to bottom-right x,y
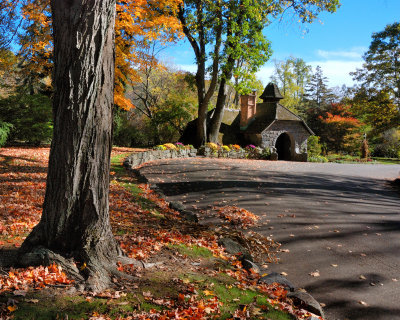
17,246 -> 146,293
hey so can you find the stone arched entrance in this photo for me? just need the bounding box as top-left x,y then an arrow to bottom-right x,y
275,132 -> 292,160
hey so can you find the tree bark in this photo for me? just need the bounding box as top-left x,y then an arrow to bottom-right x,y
208,74 -> 230,143
178,2 -> 222,147
20,0 -> 123,292
208,56 -> 235,143
208,6 -> 241,143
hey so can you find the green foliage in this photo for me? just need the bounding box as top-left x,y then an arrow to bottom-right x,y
349,88 -> 399,135
169,244 -> 214,259
307,155 -> 328,163
271,57 -> 312,114
260,147 -> 272,159
125,62 -> 196,146
304,65 -> 337,109
0,120 -> 12,147
113,110 -> 150,147
0,93 -> 52,145
351,21 -> 400,107
307,135 -> 322,157
371,129 -> 400,158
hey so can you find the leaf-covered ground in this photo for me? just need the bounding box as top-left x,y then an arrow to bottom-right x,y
0,147 -> 321,319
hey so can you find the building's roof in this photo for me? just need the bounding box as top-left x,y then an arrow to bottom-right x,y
244,103 -> 314,135
259,83 -> 284,101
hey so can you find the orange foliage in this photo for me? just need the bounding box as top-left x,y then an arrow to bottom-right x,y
0,264 -> 73,292
18,0 -> 183,109
0,147 -> 315,319
215,205 -> 259,228
322,112 -> 361,125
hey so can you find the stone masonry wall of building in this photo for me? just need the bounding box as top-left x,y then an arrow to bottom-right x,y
261,121 -> 310,154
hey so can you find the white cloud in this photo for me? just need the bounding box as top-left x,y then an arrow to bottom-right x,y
256,65 -> 276,86
316,47 -> 366,60
176,64 -> 198,73
177,57 -> 364,88
309,60 -> 363,87
256,59 -> 364,88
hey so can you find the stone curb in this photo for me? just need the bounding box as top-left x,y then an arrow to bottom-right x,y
217,237 -> 326,319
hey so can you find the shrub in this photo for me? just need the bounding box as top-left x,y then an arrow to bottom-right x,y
154,145 -> 167,150
308,155 -> 328,162
205,142 -> 219,151
0,121 -> 13,147
261,147 -> 271,159
0,93 -> 53,145
361,139 -> 369,159
229,144 -> 241,151
222,145 -> 230,152
163,143 -> 177,150
175,142 -> 185,149
371,129 -> 400,158
307,135 -> 322,157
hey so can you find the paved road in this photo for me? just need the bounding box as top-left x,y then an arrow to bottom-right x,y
138,158 -> 400,320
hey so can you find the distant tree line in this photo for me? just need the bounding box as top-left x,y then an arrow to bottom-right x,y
269,22 -> 400,158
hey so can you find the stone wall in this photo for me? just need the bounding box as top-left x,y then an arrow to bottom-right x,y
123,148 -> 197,169
259,120 -> 310,161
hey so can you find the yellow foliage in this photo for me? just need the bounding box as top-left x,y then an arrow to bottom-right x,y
19,0 -> 183,110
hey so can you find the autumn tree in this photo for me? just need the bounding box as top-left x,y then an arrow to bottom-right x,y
122,44 -> 196,145
350,88 -> 399,135
351,22 -> 400,107
15,0 -> 182,109
18,0 -> 53,94
19,0 -> 128,292
307,103 -> 363,153
0,0 -> 22,50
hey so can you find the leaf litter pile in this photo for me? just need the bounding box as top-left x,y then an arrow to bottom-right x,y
0,147 -> 322,320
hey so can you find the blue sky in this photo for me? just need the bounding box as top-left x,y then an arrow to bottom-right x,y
161,0 -> 400,88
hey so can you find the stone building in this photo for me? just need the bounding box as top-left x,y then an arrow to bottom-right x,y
181,83 -> 313,161
238,83 -> 314,161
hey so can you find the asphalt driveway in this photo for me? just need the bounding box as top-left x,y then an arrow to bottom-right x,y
138,158 -> 400,320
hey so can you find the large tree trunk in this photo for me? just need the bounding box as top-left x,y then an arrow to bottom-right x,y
208,77 -> 227,143
19,0 -> 124,292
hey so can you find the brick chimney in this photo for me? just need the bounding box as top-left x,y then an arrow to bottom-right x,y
240,90 -> 257,129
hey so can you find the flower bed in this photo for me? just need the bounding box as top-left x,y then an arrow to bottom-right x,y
124,143 -> 276,169
198,143 -> 271,160
123,143 -> 197,169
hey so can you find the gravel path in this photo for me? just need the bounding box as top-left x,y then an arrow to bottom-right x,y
139,158 -> 400,320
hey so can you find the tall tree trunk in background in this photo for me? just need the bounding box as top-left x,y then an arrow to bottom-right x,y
20,0 -> 123,292
178,1 -> 222,147
195,63 -> 207,147
208,77 -> 228,143
208,59 -> 235,143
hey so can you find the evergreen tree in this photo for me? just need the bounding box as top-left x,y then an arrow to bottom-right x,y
351,22 -> 400,107
305,65 -> 336,108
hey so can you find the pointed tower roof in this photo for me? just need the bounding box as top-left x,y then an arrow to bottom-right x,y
259,83 -> 283,102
